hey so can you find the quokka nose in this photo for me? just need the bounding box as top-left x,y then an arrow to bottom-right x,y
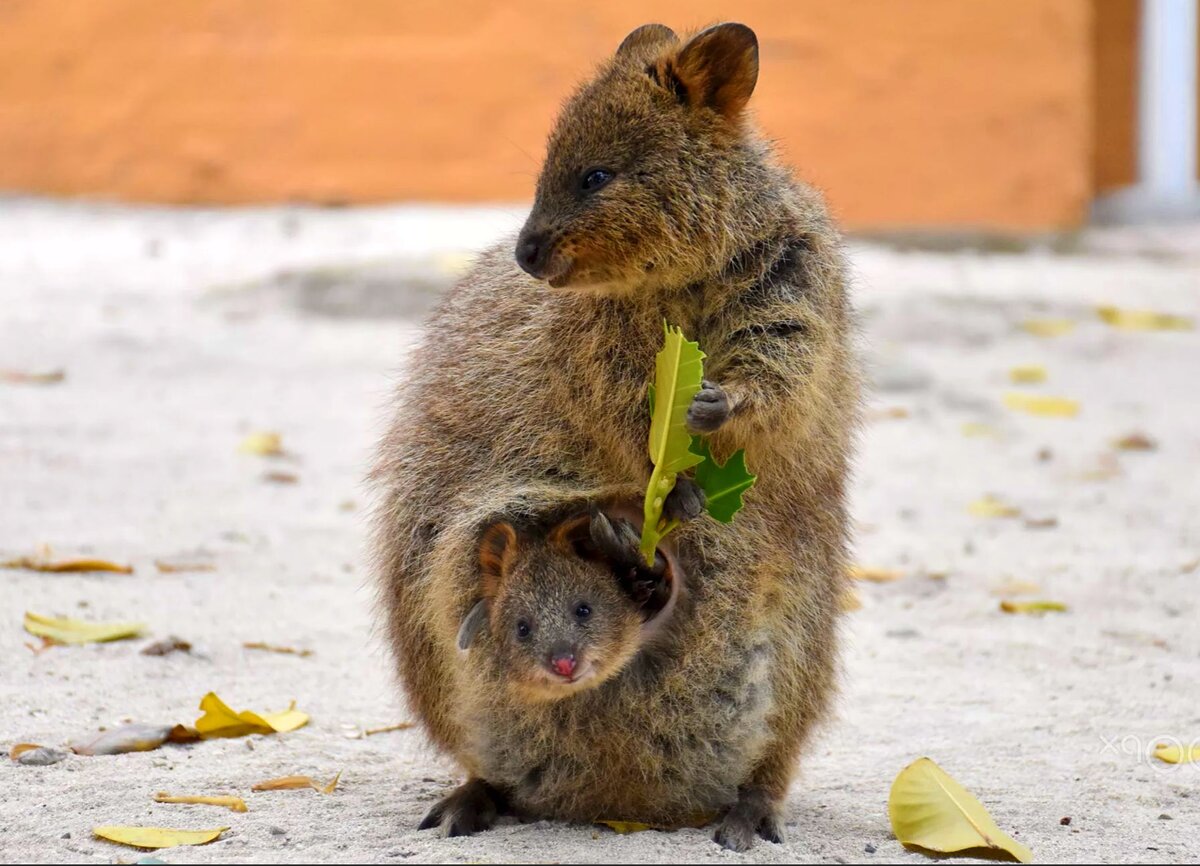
550,653 -> 576,678
515,233 -> 548,277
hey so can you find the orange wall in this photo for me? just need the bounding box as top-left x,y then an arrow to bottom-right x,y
1092,0 -> 1139,192
0,1 -> 1093,230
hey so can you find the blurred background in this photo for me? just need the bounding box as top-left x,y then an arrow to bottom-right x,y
0,0 -> 1196,229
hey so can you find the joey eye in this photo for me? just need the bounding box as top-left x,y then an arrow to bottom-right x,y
515,620 -> 532,640
574,603 -> 592,621
580,168 -> 614,193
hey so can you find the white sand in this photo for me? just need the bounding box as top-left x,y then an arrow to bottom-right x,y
1,201 -> 1198,863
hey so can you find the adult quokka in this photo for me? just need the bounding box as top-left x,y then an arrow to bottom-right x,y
372,21 -> 859,851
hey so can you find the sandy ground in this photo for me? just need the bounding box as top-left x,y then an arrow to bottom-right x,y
1,199 -> 1198,864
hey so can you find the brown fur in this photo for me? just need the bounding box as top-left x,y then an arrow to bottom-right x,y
371,21 -> 859,850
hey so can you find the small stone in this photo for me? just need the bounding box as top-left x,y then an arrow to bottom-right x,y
1158,813 -> 1172,820
865,842 -> 877,853
885,628 -> 920,640
1060,817 -> 1071,826
61,832 -> 71,839
140,636 -> 192,656
244,739 -> 255,751
270,826 -> 287,836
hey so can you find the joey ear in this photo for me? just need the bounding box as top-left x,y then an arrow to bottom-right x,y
667,23 -> 758,118
616,23 -> 678,60
479,521 -> 517,598
548,513 -> 592,555
457,600 -> 489,652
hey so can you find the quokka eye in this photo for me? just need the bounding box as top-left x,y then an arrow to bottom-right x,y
516,620 -> 532,640
580,168 -> 614,193
574,603 -> 592,621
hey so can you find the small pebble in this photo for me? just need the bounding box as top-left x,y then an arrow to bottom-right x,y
61,832 -> 71,839
270,826 -> 287,836
864,842 -> 877,853
1060,816 -> 1071,826
1158,813 -> 1172,820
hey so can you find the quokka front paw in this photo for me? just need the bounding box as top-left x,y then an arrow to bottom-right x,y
663,475 -> 706,523
418,778 -> 507,838
686,379 -> 731,434
712,786 -> 786,852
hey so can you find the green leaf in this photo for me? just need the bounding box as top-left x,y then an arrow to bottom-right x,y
641,324 -> 705,564
693,441 -> 756,523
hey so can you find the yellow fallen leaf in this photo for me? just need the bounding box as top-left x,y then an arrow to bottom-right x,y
598,820 -> 655,834
1003,392 -> 1079,418
1008,365 -> 1046,384
364,722 -> 415,736
999,600 -> 1068,614
0,368 -> 66,385
961,422 -> 997,438
968,496 -> 1021,519
889,757 -> 1032,863
3,556 -> 132,574
849,565 -> 903,583
154,793 -> 248,813
9,743 -> 42,761
839,588 -> 863,612
243,641 -> 314,658
1097,305 -> 1193,331
93,826 -> 227,850
1113,432 -> 1156,451
194,692 -> 308,739
1153,742 -> 1199,764
239,431 -> 283,456
1020,318 -> 1074,338
23,611 -> 145,645
252,771 -> 340,794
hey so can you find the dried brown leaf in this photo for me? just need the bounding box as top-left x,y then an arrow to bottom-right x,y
243,641 -> 313,658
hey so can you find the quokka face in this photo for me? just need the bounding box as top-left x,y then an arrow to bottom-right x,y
515,23 -> 760,295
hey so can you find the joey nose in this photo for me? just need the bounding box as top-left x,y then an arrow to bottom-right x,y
550,653 -> 576,678
516,231 -> 549,278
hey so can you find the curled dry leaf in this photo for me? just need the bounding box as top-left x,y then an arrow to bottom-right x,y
10,743 -> 42,761
12,745 -> 69,766
243,642 -> 313,658
1097,305 -> 1194,331
968,496 -> 1021,519
93,826 -> 228,850
1003,392 -> 1079,418
999,600 -> 1068,615
1008,365 -> 1046,384
154,793 -> 248,813
1020,319 -> 1074,338
71,722 -> 198,756
1023,516 -> 1058,530
3,555 -> 132,574
24,611 -> 145,645
889,757 -> 1032,863
849,565 -> 903,583
364,722 -> 415,736
1113,432 -> 1156,451
1153,742 -> 1199,764
252,771 -> 341,794
0,368 -> 66,385
154,560 -> 215,574
239,431 -> 283,456
194,692 -> 308,739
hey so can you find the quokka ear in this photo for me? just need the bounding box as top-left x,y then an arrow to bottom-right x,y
664,22 -> 758,119
457,600 -> 489,652
479,521 -> 518,599
616,23 -> 679,61
548,513 -> 593,555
